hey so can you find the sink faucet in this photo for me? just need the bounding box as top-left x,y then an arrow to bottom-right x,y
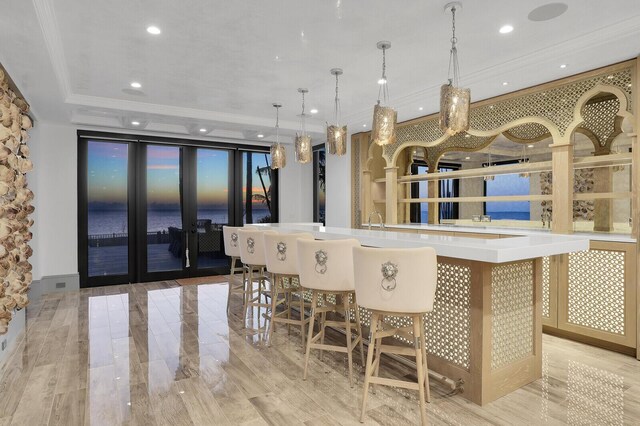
368,210 -> 385,230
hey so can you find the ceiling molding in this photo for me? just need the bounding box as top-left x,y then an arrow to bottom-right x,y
32,0 -> 72,99
342,13 -> 640,127
65,93 -> 325,133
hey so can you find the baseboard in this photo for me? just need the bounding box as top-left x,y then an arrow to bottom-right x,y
28,273 -> 80,302
0,309 -> 25,370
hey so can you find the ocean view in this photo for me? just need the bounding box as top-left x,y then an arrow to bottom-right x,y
88,208 -> 270,235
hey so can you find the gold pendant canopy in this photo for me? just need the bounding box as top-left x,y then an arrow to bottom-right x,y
439,83 -> 470,135
326,125 -> 347,155
372,104 -> 397,146
270,143 -> 286,169
295,134 -> 312,163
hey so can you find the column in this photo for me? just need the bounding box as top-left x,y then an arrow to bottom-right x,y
551,142 -> 574,234
385,166 -> 398,224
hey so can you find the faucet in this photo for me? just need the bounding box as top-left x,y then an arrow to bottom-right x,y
368,210 -> 385,230
542,211 -> 551,229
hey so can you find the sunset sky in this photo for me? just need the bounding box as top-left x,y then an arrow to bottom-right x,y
88,141 -> 271,209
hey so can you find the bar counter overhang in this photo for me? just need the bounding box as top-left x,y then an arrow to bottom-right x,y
259,223 -> 590,405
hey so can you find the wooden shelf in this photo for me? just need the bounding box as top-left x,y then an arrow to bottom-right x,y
397,153 -> 632,183
373,178 -> 387,183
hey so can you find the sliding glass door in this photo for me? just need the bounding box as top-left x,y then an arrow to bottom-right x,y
78,132 -> 276,287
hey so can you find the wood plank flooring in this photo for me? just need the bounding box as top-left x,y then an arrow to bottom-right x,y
0,279 -> 639,425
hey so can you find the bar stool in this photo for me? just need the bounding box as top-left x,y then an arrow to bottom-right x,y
238,228 -> 277,328
297,238 -> 365,387
353,246 -> 438,425
263,232 -> 314,347
222,226 -> 246,313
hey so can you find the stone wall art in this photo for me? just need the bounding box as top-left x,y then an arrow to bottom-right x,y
0,68 -> 34,334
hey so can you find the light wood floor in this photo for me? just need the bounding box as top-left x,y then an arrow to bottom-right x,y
0,279 -> 639,425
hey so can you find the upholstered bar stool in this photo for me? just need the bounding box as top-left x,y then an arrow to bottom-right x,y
297,238 -> 365,387
263,232 -> 314,347
238,228 -> 277,328
222,226 -> 246,313
353,246 -> 438,425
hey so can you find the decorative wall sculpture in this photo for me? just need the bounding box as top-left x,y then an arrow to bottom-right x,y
0,68 -> 34,334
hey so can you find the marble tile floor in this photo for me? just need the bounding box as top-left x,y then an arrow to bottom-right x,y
0,279 -> 639,425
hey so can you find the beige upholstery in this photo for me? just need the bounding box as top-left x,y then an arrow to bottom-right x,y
222,226 -> 242,258
353,246 -> 438,425
297,238 -> 364,387
264,232 -> 314,275
297,238 -> 360,292
263,232 -> 314,348
353,246 -> 438,314
238,228 -> 277,266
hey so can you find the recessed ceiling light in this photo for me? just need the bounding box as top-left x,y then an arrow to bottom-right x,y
378,78 -> 387,85
199,128 -> 207,132
528,144 -> 534,148
131,121 -> 140,126
502,81 -> 509,86
310,109 -> 318,114
363,124 -> 367,127
560,64 -> 567,69
257,134 -> 264,138
130,82 -> 142,89
499,25 -> 514,34
146,26 -> 161,35
418,107 -> 424,111
465,156 -> 471,160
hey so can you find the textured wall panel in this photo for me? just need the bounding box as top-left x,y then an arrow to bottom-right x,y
542,256 -> 550,319
567,249 -> 626,335
491,261 -> 534,370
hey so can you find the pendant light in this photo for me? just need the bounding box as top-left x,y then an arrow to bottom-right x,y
439,2 -> 471,136
270,103 -> 286,170
483,150 -> 494,181
295,88 -> 312,164
327,68 -> 347,155
519,145 -> 530,178
371,41 -> 397,146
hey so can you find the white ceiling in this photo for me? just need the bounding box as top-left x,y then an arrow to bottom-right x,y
1,0 -> 640,144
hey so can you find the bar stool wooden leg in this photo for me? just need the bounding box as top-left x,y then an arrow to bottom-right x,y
371,314 -> 383,395
343,294 -> 354,388
267,273 -> 280,346
360,312 -> 379,423
299,289 -> 306,348
353,296 -> 365,367
303,291 -> 318,381
242,266 -> 252,328
319,294 -> 327,362
419,315 -> 430,403
413,315 -> 428,425
226,257 -> 236,313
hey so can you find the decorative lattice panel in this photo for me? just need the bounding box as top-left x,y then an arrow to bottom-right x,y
504,122 -> 551,142
347,262 -> 472,371
580,96 -> 621,146
567,361 -> 624,425
470,69 -> 632,136
542,256 -> 550,319
567,249 -> 626,335
491,261 -> 534,370
380,67 -> 633,162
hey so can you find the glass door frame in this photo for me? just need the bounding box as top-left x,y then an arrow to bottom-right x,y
78,130 -> 278,288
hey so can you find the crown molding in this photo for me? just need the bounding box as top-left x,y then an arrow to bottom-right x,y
32,0 -> 72,99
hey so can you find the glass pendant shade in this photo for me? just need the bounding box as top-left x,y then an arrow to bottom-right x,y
439,83 -> 470,135
294,88 -> 312,164
270,103 -> 286,170
327,125 -> 347,155
270,143 -> 286,169
295,134 -> 312,163
372,104 -> 397,146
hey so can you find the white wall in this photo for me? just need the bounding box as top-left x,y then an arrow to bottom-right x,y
28,123 -> 310,281
30,122 -> 78,281
277,143 -> 313,223
325,136 -> 351,227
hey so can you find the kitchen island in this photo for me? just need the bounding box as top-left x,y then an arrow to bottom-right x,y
259,223 -> 590,405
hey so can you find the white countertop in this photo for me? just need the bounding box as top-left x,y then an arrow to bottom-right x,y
369,223 -> 636,243
259,224 -> 590,263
